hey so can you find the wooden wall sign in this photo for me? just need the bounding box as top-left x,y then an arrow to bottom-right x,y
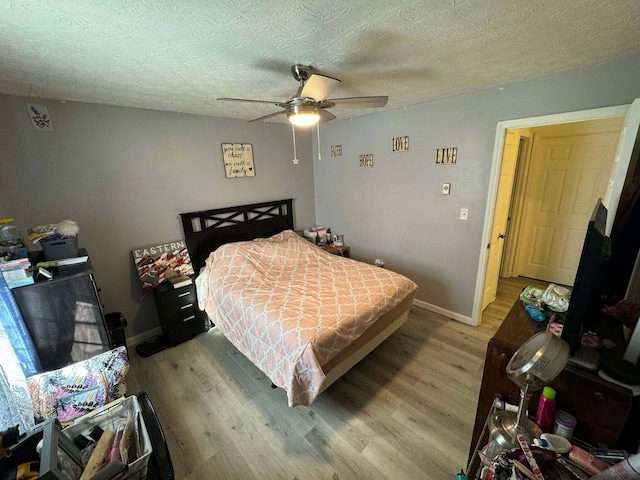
359,154 -> 374,168
392,136 -> 409,152
436,147 -> 457,164
331,145 -> 342,157
222,143 -> 255,178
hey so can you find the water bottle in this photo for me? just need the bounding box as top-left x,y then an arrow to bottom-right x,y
535,386 -> 556,432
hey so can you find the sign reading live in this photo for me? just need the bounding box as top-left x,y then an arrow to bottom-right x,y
132,240 -> 194,289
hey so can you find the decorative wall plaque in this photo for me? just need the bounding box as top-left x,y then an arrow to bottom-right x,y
25,102 -> 55,132
359,154 -> 374,168
436,147 -> 457,164
392,136 -> 409,152
132,240 -> 194,289
222,143 -> 255,178
331,145 -> 342,157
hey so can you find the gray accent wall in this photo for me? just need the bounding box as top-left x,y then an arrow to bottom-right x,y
2,53 -> 640,340
313,53 -> 640,320
0,96 -> 315,337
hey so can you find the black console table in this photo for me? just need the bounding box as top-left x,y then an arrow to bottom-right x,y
11,249 -> 112,372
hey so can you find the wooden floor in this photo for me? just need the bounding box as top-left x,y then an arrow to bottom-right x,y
127,277 -> 548,479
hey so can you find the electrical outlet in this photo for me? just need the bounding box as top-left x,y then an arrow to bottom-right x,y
442,183 -> 451,195
460,208 -> 469,220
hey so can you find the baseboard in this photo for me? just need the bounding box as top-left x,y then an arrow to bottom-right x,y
126,326 -> 163,347
412,299 -> 475,326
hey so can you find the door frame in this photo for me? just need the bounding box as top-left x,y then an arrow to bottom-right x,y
471,103 -> 631,326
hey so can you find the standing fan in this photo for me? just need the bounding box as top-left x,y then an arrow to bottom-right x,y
217,64 -> 388,125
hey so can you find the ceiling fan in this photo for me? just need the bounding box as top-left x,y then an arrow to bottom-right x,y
217,64 -> 388,127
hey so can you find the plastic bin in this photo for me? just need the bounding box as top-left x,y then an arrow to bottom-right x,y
0,217 -> 27,259
41,236 -> 79,261
63,396 -> 152,480
135,392 -> 174,480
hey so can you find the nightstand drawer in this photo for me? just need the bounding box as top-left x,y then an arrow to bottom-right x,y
152,277 -> 209,346
159,285 -> 198,312
163,309 -> 209,345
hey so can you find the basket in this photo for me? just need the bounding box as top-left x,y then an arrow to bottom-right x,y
63,396 -> 152,480
40,236 -> 79,261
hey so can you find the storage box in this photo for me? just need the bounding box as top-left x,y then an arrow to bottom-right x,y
41,236 -> 79,261
63,396 -> 152,480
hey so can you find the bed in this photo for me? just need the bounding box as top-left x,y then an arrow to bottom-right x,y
181,199 -> 417,406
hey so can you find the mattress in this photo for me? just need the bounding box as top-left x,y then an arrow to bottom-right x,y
196,230 -> 417,406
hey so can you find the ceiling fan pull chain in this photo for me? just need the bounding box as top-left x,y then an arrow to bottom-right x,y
317,124 -> 321,161
292,124 -> 299,165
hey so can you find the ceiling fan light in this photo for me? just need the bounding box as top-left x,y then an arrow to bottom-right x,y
288,106 -> 320,126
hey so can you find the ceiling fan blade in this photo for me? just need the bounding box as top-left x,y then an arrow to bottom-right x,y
318,108 -> 336,123
248,110 -> 286,123
320,96 -> 388,109
218,97 -> 283,105
300,73 -> 341,101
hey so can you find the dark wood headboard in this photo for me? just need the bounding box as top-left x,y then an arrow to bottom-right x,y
180,199 -> 294,273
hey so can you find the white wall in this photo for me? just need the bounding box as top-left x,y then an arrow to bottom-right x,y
314,53 -> 640,321
0,97 -> 316,338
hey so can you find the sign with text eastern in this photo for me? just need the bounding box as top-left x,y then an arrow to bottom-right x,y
132,240 -> 194,289
222,143 -> 255,178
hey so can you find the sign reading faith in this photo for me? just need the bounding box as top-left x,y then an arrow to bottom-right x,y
222,143 -> 255,178
392,136 -> 409,152
359,154 -> 374,168
331,145 -> 342,157
436,147 -> 458,164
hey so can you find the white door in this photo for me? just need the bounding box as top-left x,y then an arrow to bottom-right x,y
516,118 -> 623,285
482,130 -> 520,310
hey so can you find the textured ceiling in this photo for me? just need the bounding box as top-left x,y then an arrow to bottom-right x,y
1,1 -> 640,123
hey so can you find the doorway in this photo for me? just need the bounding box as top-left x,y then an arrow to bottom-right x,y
512,119 -> 623,282
472,100 -> 640,326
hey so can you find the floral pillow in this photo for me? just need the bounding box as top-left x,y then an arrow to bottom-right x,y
56,386 -> 108,425
27,346 -> 129,424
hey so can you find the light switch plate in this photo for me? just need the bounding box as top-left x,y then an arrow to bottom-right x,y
442,183 -> 451,195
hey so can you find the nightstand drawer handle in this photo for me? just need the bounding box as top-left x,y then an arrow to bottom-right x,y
178,292 -> 190,298
183,315 -> 195,322
180,303 -> 193,310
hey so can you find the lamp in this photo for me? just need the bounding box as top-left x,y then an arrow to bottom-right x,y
488,331 -> 570,451
287,105 -> 320,127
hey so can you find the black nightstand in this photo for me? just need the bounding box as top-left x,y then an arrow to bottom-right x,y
152,278 -> 210,346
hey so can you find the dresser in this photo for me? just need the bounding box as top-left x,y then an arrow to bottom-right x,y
468,299 -> 638,475
152,278 -> 210,346
12,249 -> 112,372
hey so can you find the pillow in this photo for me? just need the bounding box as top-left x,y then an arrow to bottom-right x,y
82,346 -> 129,400
56,386 -> 107,425
27,346 -> 129,423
